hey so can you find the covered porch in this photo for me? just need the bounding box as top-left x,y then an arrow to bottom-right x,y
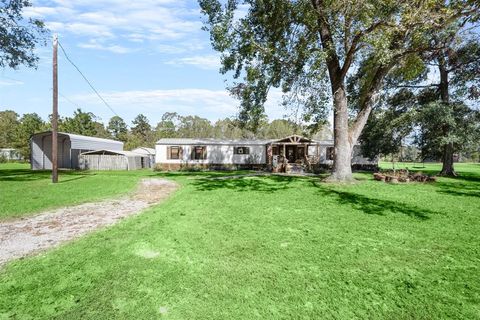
267,135 -> 321,173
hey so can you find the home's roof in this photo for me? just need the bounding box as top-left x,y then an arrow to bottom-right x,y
156,135 -> 334,146
131,147 -> 156,155
80,149 -> 147,157
156,138 -> 274,145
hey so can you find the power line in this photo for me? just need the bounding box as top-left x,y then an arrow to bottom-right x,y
57,40 -> 119,117
58,91 -> 81,109
0,75 -> 22,82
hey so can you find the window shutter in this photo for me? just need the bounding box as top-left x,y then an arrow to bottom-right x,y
179,147 -> 183,159
202,147 -> 207,160
167,146 -> 171,160
191,147 -> 195,160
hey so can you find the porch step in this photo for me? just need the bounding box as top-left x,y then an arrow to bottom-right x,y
286,163 -> 305,174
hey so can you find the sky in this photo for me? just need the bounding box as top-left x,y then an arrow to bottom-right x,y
0,0 -> 286,126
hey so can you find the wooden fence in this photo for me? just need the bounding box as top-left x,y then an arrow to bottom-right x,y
79,155 -> 129,170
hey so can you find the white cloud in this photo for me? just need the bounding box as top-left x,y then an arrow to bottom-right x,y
0,79 -> 24,86
78,42 -> 135,54
46,22 -> 114,38
71,89 -> 236,119
31,0 -> 204,53
167,54 -> 221,70
23,6 -> 75,18
68,88 -> 284,123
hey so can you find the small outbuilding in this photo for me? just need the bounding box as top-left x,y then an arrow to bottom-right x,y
31,131 -> 123,170
79,150 -> 151,170
0,148 -> 22,161
130,147 -> 155,168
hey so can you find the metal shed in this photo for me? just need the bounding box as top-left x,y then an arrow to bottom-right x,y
79,150 -> 150,170
30,131 -> 123,170
130,147 -> 155,168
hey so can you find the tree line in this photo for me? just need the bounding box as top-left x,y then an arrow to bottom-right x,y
0,108 -> 332,160
2,0 -> 479,179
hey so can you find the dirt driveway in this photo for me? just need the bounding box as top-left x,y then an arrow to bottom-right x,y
0,178 -> 178,266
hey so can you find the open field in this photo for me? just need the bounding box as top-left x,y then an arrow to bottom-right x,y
0,163 -> 155,220
1,163 -> 479,318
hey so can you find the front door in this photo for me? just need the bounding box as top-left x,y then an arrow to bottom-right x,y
286,146 -> 296,162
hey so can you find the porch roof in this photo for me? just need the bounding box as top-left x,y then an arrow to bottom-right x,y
268,135 -> 333,145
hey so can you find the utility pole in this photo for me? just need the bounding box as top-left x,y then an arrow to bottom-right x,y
52,34 -> 58,183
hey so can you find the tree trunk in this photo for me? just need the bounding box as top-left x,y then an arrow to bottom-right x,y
438,51 -> 456,176
328,85 -> 353,182
440,142 -> 457,176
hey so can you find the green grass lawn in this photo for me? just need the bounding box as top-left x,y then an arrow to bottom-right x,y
0,163 -> 157,220
1,163 -> 479,318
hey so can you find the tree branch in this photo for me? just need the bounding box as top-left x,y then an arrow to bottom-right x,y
340,20 -> 390,79
395,84 -> 440,89
349,61 -> 395,144
310,0 -> 342,87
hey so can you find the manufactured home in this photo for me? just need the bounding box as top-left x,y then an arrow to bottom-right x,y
155,135 -> 377,172
30,131 -> 123,170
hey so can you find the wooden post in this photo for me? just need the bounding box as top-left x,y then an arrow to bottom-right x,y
52,34 -> 58,183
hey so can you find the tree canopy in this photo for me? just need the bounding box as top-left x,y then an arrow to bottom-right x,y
360,18 -> 480,175
0,0 -> 48,69
199,0 -> 479,180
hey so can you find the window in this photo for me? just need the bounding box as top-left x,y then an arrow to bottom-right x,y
272,146 -> 279,155
326,147 -> 335,160
167,146 -> 182,160
234,146 -> 250,155
297,146 -> 305,158
192,146 -> 207,160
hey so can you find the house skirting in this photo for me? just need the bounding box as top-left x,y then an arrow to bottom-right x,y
154,162 -> 378,172
154,163 -> 267,171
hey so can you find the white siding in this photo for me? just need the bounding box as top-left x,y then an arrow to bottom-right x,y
155,144 -> 266,165
318,145 -> 334,165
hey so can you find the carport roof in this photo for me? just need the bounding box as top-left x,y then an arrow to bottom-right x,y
32,131 -> 122,145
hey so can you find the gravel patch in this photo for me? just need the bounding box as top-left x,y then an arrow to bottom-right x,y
0,178 -> 178,266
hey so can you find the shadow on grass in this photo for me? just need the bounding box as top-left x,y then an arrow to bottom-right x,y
311,181 -> 435,220
436,178 -> 480,198
57,175 -> 89,183
0,168 -> 93,182
192,174 -> 301,192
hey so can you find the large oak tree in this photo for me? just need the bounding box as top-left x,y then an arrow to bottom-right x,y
1,0 -> 47,69
199,0 -> 478,181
